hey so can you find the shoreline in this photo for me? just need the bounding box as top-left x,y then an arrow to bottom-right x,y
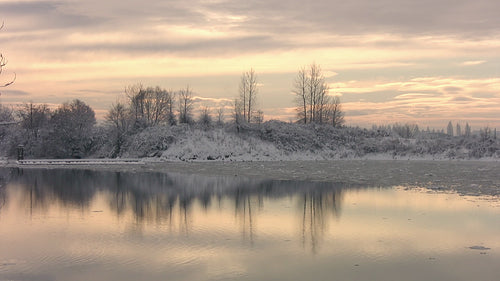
2,159 -> 499,197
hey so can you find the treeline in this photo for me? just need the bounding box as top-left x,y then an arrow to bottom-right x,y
1,94 -> 498,160
0,100 -> 96,158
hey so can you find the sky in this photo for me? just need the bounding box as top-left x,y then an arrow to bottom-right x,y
0,0 -> 499,129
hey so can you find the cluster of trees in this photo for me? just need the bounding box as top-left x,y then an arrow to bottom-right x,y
234,68 -> 263,124
446,121 -> 472,137
372,121 -> 499,142
106,84 -> 228,157
293,63 -> 344,127
1,100 -> 95,158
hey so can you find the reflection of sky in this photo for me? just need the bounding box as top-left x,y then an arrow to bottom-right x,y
1,0 -> 500,128
0,169 -> 499,280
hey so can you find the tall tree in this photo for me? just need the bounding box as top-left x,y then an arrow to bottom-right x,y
293,67 -> 308,124
0,104 -> 14,146
125,84 -> 176,127
238,68 -> 258,123
465,122 -> 471,137
325,96 -> 345,128
293,63 -> 340,125
126,83 -> 145,126
178,85 -> 194,124
106,102 -> 131,157
447,121 -> 454,136
216,107 -> 225,126
232,98 -> 244,130
456,123 -> 462,137
17,102 -> 50,141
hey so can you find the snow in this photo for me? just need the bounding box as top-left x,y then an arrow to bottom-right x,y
17,158 -> 143,165
115,121 -> 499,162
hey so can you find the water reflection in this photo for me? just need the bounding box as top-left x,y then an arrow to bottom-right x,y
1,167 -> 499,281
300,190 -> 342,254
3,168 -> 358,250
0,168 -> 11,212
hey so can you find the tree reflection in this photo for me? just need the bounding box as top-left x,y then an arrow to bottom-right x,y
0,168 -> 9,212
3,167 -> 363,251
234,191 -> 257,245
300,189 -> 343,254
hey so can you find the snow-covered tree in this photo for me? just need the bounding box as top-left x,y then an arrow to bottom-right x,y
456,123 -> 462,137
198,106 -> 212,128
253,110 -> 264,124
17,102 -> 50,141
106,102 -> 131,157
48,99 -> 96,158
0,104 -> 14,151
216,107 -> 225,126
392,123 -> 419,138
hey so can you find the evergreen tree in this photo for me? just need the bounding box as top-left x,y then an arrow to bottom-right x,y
447,121 -> 454,136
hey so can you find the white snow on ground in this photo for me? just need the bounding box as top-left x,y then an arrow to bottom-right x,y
115,122 -> 499,162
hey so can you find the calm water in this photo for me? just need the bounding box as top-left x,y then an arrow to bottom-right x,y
0,168 -> 499,281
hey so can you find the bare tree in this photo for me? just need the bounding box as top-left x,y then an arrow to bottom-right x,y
166,90 -> 177,126
293,67 -> 308,124
325,96 -> 345,128
232,98 -> 243,132
0,104 -> 13,122
119,83 -> 178,128
125,84 -> 175,127
0,23 -> 15,92
216,107 -> 225,126
126,83 -> 145,126
17,102 -> 50,140
238,68 -> 258,123
178,85 -> 194,124
106,102 -> 131,157
392,123 -> 419,138
198,106 -> 212,128
293,63 -> 340,125
253,110 -> 264,124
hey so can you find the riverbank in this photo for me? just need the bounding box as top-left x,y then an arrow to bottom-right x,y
2,159 -> 499,197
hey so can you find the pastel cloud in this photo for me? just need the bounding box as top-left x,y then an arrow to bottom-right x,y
1,0 -> 499,129
338,77 -> 500,127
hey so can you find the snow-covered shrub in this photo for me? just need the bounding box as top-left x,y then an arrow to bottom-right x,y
122,125 -> 177,157
88,119 -> 499,161
161,127 -> 281,161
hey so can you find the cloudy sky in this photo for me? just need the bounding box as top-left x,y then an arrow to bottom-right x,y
1,0 -> 499,128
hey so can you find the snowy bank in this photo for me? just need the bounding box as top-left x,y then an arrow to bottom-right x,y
111,121 -> 499,161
